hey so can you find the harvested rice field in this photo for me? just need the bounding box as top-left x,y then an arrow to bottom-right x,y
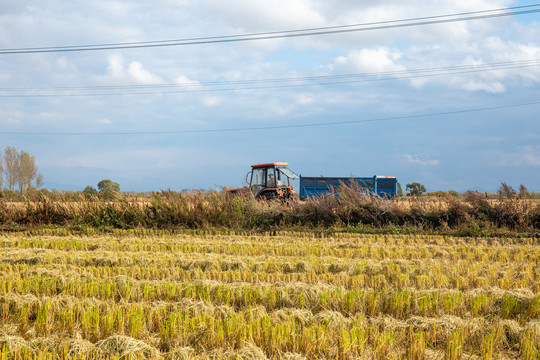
1,230 -> 539,359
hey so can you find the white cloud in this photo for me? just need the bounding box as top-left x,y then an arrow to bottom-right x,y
328,36 -> 540,93
105,54 -> 162,84
176,75 -> 200,86
56,56 -> 76,71
493,146 -> 540,167
106,54 -> 126,79
524,153 -> 540,167
333,47 -> 405,74
202,96 -> 222,107
403,154 -> 440,166
38,112 -> 59,120
517,146 -> 540,167
199,0 -> 517,50
6,117 -> 21,124
97,118 -> 112,125
127,61 -> 161,84
202,0 -> 324,31
158,0 -> 190,5
2,0 -> 540,191
0,0 -> 28,15
92,1 -> 141,20
297,94 -> 313,105
457,79 -> 506,93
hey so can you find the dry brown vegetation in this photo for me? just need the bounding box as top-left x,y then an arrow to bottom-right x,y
0,190 -> 539,236
1,230 -> 540,359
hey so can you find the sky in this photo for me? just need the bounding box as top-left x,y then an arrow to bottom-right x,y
1,0 -> 540,192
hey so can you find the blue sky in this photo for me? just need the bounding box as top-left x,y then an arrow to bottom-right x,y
1,0 -> 540,192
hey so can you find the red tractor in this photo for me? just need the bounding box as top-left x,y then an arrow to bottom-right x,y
228,162 -> 300,199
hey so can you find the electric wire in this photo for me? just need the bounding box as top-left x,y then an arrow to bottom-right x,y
1,6 -> 539,135
3,58 -> 540,90
1,58 -> 539,97
1,4 -> 540,54
1,100 -> 539,135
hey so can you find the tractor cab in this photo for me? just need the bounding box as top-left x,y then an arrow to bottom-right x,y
248,162 -> 299,199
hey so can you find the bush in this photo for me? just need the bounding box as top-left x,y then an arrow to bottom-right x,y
406,183 -> 426,196
0,187 -> 539,235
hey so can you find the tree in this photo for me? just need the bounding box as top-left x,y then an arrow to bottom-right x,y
396,182 -> 403,197
18,151 -> 38,193
36,174 -> 44,189
97,179 -> 120,199
0,150 -> 3,190
4,146 -> 19,191
2,147 -> 42,193
406,182 -> 426,196
83,185 -> 98,198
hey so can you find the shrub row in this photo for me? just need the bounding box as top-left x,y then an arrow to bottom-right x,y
0,190 -> 539,235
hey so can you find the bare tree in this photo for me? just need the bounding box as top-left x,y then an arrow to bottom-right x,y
36,173 -> 44,189
18,151 -> 38,193
0,150 -> 3,189
2,147 -> 42,193
4,146 -> 19,191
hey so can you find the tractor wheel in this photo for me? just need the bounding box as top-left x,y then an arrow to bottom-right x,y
259,191 -> 278,200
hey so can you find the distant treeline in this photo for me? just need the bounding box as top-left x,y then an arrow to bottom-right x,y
1,187 -> 539,237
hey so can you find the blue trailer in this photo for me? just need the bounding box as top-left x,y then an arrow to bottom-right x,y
299,175 -> 397,199
229,162 -> 398,200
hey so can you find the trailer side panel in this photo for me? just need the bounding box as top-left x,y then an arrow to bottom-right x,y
299,176 -> 397,199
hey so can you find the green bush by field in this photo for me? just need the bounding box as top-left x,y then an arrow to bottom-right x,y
1,189 -> 539,236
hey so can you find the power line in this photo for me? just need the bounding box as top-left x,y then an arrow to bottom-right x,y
1,4 -> 540,54
1,58 -> 539,97
4,58 -> 540,90
1,100 -> 539,135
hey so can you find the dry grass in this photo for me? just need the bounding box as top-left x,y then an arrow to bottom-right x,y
0,230 -> 539,359
96,335 -> 160,359
1,190 -> 540,236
